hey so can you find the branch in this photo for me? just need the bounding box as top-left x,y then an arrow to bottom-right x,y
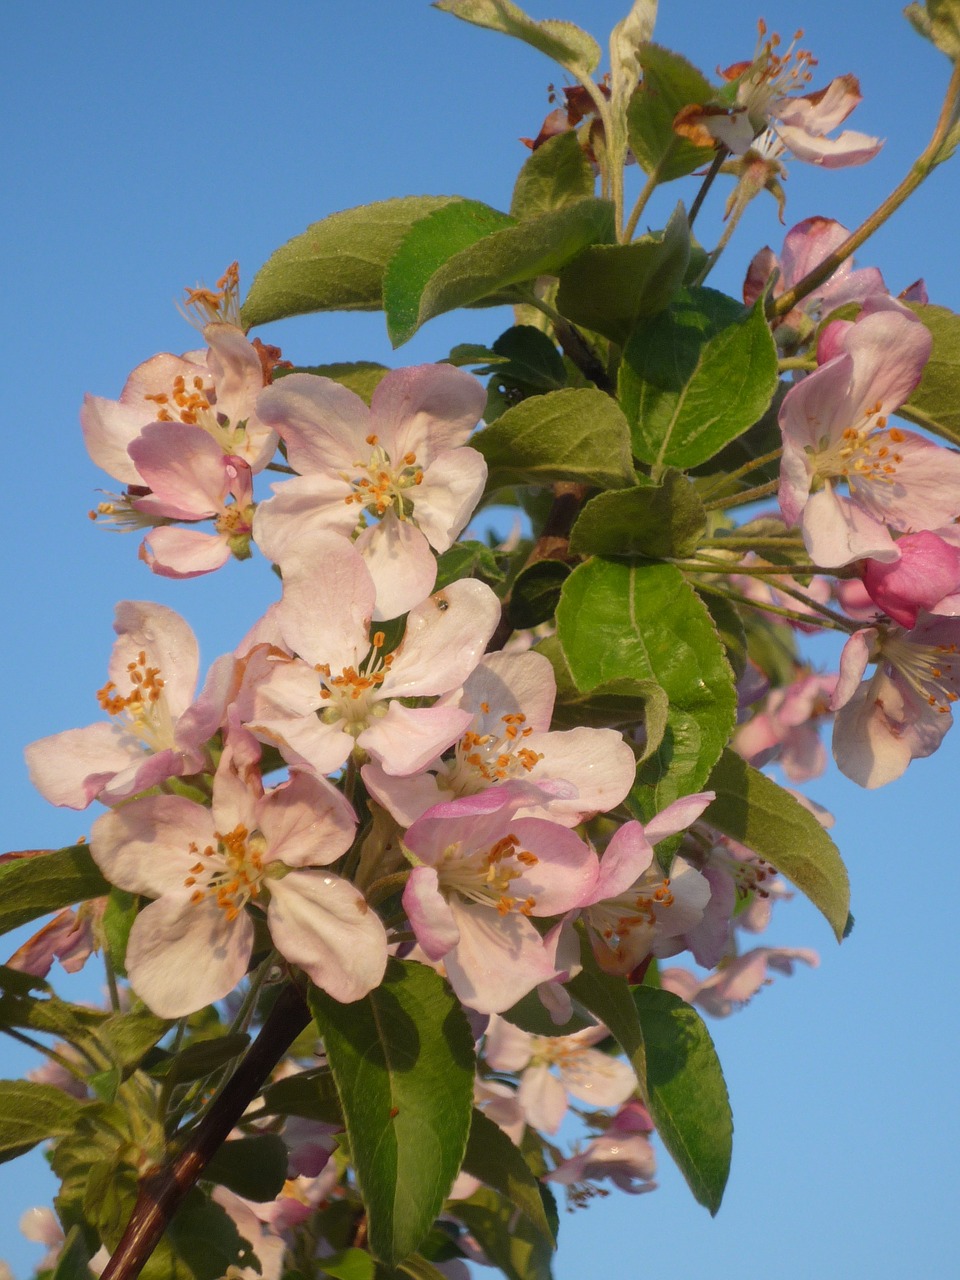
100,981 -> 311,1280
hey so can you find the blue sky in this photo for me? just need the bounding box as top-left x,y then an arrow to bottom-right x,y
2,2 -> 959,1275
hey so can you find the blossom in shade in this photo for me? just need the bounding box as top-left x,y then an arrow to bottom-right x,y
362,650 -> 636,827
253,363 -> 488,618
545,1100 -> 657,1199
25,601 -> 232,808
89,741 -> 385,1016
734,671 -> 838,782
831,613 -> 960,786
483,1015 -> 636,1133
660,946 -> 819,1017
6,903 -> 100,979
401,791 -> 599,1014
239,531 -> 499,779
577,795 -> 715,977
777,297 -> 960,566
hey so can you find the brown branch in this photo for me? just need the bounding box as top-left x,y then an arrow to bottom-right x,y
101,981 -> 311,1280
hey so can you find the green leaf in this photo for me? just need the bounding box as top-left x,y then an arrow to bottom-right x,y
384,200 -> 516,346
0,966 -> 107,1049
488,325 -> 567,392
161,1185 -> 251,1280
204,1133 -> 288,1203
455,1185 -> 555,1280
499,987 -> 593,1037
556,203 -> 690,344
435,0 -> 601,77
435,541 -> 505,591
906,0 -> 960,58
632,986 -> 732,1214
627,45 -> 716,181
240,197 -> 456,327
509,560 -> 570,628
310,959 -> 476,1266
102,887 -> 138,975
704,750 -> 851,941
97,1010 -> 170,1069
258,1065 -> 343,1124
569,469 -> 706,559
474,387 -> 635,489
156,1032 -> 250,1084
566,942 -> 731,1214
317,1249 -> 377,1280
50,1225 -> 92,1280
903,303 -> 960,447
620,288 -> 779,471
278,362 -> 391,406
556,559 -> 736,812
510,130 -> 596,219
536,636 -> 669,741
699,591 -> 747,682
463,1108 -> 554,1240
395,1257 -> 452,1280
394,198 -> 616,344
0,846 -> 109,938
0,1080 -> 87,1162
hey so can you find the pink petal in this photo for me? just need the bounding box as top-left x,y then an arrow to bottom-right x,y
443,900 -> 560,1014
257,772 -> 357,867
140,526 -> 231,579
403,867 -> 460,961
359,702 -> 473,776
90,795 -> 215,897
518,1064 -> 568,1133
369,363 -> 487,463
412,447 -> 488,552
380,578 -> 502,698
355,514 -> 438,621
256,374 -> 370,475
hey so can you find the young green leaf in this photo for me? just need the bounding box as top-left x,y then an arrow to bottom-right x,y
704,750 -> 851,941
398,198 -> 616,343
557,559 -> 736,810
902,303 -> 960,446
240,196 -> 456,327
627,45 -> 716,182
555,203 -> 691,344
384,200 -> 516,346
435,0 -> 602,77
0,1080 -> 87,1163
474,387 -> 635,489
509,560 -> 571,629
510,130 -> 596,220
0,846 -> 109,938
569,469 -> 706,559
311,959 -> 476,1266
619,288 -> 779,471
455,1185 -> 555,1280
462,1108 -> 555,1241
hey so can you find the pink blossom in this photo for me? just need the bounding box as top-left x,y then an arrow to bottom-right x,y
545,1100 -> 657,1197
734,671 -> 838,782
778,298 -> 960,566
401,792 -> 599,1014
675,26 -> 882,169
483,1015 -> 636,1133
661,946 -> 819,1017
861,530 -> 960,627
744,216 -> 886,328
362,650 -> 636,828
89,742 -> 385,1016
81,321 -> 277,486
831,613 -> 960,786
577,797 -> 715,977
240,531 -> 499,779
6,903 -> 101,979
254,363 -> 488,618
25,600 -> 233,808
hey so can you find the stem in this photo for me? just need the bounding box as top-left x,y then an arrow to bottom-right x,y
699,446 -> 783,500
687,147 -> 727,228
100,982 -> 311,1280
778,356 -> 816,372
773,60 -> 960,319
676,557 -> 822,577
691,196 -> 750,287
104,952 -> 122,1014
698,535 -> 804,551
623,168 -> 659,242
364,870 -> 411,909
695,579 -> 850,632
522,295 -> 614,394
701,478 -> 780,511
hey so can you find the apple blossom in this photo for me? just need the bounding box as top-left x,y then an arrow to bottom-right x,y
240,531 -> 500,778
362,650 -> 637,827
25,600 -> 232,808
777,297 -> 960,566
89,743 -> 385,1016
831,612 -> 960,786
401,791 -> 600,1013
545,1100 -> 657,1200
483,1015 -> 636,1133
660,946 -> 819,1017
254,363 -> 488,618
860,530 -> 960,627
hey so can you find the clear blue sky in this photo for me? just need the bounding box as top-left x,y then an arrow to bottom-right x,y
2,2 -> 959,1275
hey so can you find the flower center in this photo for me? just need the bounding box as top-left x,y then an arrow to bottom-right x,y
316,631 -> 395,732
183,823 -> 267,921
586,876 -> 676,952
342,433 -> 423,524
881,630 -> 960,714
814,409 -> 908,491
732,21 -> 817,120
444,706 -> 544,794
96,649 -> 174,751
438,833 -> 540,917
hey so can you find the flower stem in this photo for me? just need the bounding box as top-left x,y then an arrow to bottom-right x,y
772,60 -> 960,319
699,447 -> 783,500
702,478 -> 780,511
100,981 -> 311,1280
695,579 -> 849,632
